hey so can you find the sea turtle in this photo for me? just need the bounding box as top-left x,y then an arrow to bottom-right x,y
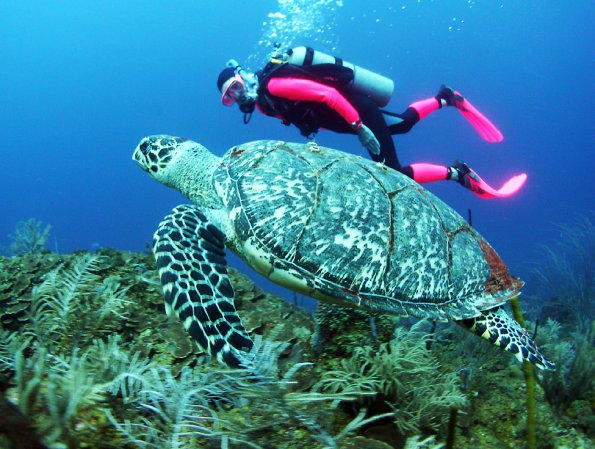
133,135 -> 554,370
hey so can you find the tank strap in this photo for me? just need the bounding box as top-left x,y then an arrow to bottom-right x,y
301,46 -> 343,66
303,47 -> 315,65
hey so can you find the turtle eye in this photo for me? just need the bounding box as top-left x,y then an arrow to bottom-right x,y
158,147 -> 172,159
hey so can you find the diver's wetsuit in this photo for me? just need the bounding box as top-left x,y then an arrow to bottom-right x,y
345,93 -> 420,177
255,70 -> 441,179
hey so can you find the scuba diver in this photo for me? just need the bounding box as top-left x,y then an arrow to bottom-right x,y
216,46 -> 526,199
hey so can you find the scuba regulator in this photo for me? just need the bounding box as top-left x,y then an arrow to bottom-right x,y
226,59 -> 259,124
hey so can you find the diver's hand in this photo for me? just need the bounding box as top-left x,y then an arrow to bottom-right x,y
356,124 -> 381,156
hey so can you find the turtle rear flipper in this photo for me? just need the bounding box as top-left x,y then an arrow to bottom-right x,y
153,204 -> 253,367
458,307 -> 555,370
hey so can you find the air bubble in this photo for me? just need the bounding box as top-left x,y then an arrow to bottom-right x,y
248,0 -> 343,69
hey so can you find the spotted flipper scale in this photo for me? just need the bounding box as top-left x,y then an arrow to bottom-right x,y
459,307 -> 555,370
153,204 -> 253,366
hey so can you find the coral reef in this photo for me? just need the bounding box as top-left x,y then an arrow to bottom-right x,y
530,212 -> 594,332
536,319 -> 595,436
0,249 -> 593,448
314,322 -> 467,435
0,251 -> 64,330
523,212 -> 595,439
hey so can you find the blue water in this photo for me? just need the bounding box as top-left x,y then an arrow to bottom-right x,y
1,1 -> 593,301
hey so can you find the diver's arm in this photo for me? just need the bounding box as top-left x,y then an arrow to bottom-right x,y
267,77 -> 380,155
266,77 -> 361,126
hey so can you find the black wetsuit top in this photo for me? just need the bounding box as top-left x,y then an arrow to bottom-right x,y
256,62 -> 420,175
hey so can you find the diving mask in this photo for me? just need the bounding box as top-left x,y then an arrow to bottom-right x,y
221,74 -> 245,107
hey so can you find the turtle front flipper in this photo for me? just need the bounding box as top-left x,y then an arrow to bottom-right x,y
153,204 -> 253,367
457,307 -> 555,370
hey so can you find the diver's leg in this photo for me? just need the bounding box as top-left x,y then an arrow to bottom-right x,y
347,93 -> 515,196
400,85 -> 504,142
355,99 -> 448,180
382,108 -> 418,134
348,94 -> 403,171
382,97 -> 442,134
409,161 -> 491,186
383,85 -> 458,134
410,163 -> 449,183
409,161 -> 526,199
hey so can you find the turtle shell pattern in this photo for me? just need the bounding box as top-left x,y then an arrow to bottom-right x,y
214,141 -> 521,321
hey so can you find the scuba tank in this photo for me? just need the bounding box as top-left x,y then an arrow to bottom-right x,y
277,46 -> 394,107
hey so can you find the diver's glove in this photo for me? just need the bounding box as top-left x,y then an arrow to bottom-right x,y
353,121 -> 381,156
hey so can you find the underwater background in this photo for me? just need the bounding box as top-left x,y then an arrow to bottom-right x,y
1,0 -> 593,273
0,1 -> 594,448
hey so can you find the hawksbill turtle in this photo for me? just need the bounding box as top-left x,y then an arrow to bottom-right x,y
133,135 -> 554,370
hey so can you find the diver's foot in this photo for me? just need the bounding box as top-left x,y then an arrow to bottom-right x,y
448,160 -> 527,199
436,84 -> 463,108
448,160 -> 475,189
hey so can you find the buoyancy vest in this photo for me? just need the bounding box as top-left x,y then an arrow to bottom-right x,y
256,62 -> 356,137
256,47 -> 395,137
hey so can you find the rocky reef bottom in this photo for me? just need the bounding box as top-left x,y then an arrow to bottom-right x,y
0,249 -> 592,448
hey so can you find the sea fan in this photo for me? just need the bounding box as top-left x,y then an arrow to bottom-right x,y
24,254 -> 131,351
313,323 -> 467,434
8,218 -> 51,255
106,365 -> 263,449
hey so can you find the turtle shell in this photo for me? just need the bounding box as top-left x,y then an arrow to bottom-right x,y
214,141 -> 521,320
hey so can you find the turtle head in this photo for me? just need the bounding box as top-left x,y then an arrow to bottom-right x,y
133,135 -> 220,206
133,135 -> 190,178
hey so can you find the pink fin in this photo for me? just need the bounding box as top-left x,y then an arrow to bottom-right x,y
467,170 -> 527,199
453,92 -> 504,143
